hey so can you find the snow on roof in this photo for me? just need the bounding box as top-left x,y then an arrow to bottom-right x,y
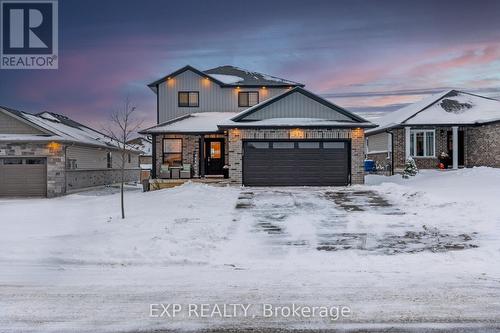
408,91 -> 500,125
127,137 -> 152,155
141,112 -> 239,134
219,118 -> 374,128
203,65 -> 304,87
0,107 -> 139,151
206,73 -> 243,84
367,90 -> 500,133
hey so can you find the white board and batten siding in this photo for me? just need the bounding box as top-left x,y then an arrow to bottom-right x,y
366,132 -> 391,154
243,92 -> 353,121
66,145 -> 139,170
158,69 -> 288,123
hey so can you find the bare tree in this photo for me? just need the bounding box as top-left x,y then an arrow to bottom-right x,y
105,97 -> 142,219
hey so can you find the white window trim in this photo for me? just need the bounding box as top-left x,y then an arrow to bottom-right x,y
410,129 -> 436,158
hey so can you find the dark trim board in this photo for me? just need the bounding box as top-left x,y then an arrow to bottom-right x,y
218,123 -> 375,129
151,134 -> 157,178
242,138 -> 351,187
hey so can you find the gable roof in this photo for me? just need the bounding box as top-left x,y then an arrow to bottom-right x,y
224,87 -> 373,127
0,106 -> 140,151
367,90 -> 500,134
140,112 -> 239,134
147,65 -> 304,92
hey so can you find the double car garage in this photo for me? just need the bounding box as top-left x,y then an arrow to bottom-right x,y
242,140 -> 350,186
0,158 -> 47,197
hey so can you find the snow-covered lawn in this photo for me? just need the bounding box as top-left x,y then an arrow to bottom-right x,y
1,168 -> 500,332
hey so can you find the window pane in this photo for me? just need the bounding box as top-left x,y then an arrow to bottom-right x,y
238,92 -> 249,107
248,92 -> 259,106
179,92 -> 189,106
298,142 -> 319,149
163,153 -> 182,166
426,131 -> 434,156
323,142 -> 345,149
189,92 -> 198,106
410,133 -> 415,156
163,139 -> 182,153
416,132 -> 424,156
3,158 -> 23,164
210,142 -> 221,158
273,142 -> 294,149
25,158 -> 44,164
247,142 -> 269,149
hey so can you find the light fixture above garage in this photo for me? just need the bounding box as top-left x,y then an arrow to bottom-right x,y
289,128 -> 304,139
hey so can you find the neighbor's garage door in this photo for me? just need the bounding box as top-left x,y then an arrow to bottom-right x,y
243,140 -> 349,186
0,158 -> 47,197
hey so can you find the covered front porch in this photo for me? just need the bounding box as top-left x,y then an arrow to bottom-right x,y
398,125 -> 467,170
139,112 -> 237,182
151,132 -> 229,180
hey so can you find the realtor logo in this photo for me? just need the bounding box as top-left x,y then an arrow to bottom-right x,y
1,0 -> 58,69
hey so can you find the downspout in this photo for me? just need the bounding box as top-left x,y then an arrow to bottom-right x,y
386,130 -> 394,175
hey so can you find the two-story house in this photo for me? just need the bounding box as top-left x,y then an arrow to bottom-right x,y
140,65 -> 375,186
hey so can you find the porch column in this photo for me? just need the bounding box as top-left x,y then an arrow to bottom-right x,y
452,126 -> 458,169
405,126 -> 411,158
199,135 -> 205,177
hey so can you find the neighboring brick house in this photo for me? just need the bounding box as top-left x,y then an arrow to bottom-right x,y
365,90 -> 500,172
140,65 -> 374,186
0,107 -> 141,197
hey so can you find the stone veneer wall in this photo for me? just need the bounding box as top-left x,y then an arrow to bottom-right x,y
227,128 -> 365,185
66,169 -> 140,192
0,142 -> 65,197
466,122 -> 500,167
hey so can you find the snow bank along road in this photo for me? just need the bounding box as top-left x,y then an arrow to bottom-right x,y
0,168 -> 500,332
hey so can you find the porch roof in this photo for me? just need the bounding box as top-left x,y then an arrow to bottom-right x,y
140,112 -> 238,134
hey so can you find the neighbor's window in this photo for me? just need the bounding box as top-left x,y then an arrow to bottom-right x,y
163,138 -> 182,166
3,158 -> 23,164
107,152 -> 112,168
178,91 -> 199,107
238,91 -> 259,107
67,159 -> 77,169
410,130 -> 435,157
128,153 -> 131,163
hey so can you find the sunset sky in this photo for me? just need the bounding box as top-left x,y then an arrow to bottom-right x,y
1,0 -> 500,129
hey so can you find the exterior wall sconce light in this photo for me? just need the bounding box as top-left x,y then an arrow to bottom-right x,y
289,128 -> 305,139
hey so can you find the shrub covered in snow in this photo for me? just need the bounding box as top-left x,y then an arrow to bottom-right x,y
402,157 -> 418,179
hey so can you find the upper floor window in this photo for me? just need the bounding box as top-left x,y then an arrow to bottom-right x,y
410,129 -> 435,157
238,91 -> 259,107
178,91 -> 199,107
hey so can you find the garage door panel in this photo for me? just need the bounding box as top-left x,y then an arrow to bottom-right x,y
0,158 -> 47,196
243,140 -> 349,186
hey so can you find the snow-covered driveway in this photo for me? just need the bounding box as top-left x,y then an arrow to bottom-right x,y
1,168 -> 500,332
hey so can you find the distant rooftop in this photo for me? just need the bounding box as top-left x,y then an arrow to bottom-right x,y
367,90 -> 500,134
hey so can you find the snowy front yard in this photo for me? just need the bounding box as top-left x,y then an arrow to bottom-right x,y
1,168 -> 500,332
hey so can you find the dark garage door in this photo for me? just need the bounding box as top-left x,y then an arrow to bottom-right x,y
0,158 -> 47,197
243,140 -> 349,186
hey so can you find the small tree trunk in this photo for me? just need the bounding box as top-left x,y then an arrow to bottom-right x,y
121,151 -> 125,219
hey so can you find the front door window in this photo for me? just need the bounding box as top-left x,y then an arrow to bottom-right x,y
210,142 -> 221,159
205,139 -> 224,175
